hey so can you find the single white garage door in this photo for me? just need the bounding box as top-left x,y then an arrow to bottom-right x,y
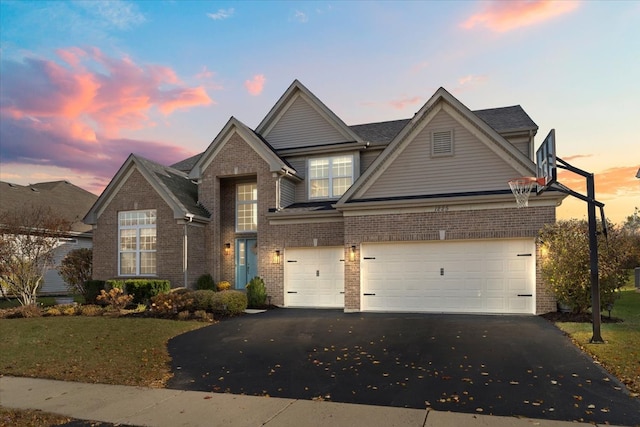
284,247 -> 345,308
361,239 -> 535,314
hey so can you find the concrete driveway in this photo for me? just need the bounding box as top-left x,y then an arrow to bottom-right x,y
167,309 -> 640,426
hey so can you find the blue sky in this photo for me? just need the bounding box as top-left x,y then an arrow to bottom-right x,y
1,1 -> 638,223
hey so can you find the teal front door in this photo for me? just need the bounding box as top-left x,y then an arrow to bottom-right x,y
235,238 -> 257,289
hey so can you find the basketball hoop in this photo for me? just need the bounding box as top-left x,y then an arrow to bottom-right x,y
508,177 -> 545,208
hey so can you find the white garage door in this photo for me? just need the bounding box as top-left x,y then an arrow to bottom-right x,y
284,247 -> 345,308
361,239 -> 535,314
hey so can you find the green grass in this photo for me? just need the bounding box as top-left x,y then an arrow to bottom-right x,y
555,285 -> 640,396
0,316 -> 206,387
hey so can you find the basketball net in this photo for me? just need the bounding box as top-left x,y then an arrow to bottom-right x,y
508,177 -> 544,208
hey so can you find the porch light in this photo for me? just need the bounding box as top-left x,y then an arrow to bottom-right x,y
350,245 -> 356,261
224,243 -> 231,255
274,250 -> 281,264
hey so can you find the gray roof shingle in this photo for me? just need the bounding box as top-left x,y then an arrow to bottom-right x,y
0,180 -> 98,233
473,105 -> 538,133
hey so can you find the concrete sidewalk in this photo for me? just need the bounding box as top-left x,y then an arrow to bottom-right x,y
0,376 -> 623,427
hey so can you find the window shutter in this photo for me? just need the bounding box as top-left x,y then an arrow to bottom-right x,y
432,130 -> 453,156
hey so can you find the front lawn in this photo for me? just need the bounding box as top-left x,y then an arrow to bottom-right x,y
0,316 -> 206,387
554,285 -> 640,396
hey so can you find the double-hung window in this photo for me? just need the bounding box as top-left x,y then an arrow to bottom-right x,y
236,183 -> 257,232
118,210 -> 156,276
309,155 -> 354,199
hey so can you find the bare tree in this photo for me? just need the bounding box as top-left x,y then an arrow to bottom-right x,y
0,206 -> 71,305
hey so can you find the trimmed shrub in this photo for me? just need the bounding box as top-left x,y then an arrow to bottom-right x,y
211,290 -> 247,315
216,281 -> 231,291
97,288 -> 133,311
191,290 -> 216,311
61,305 -> 79,316
80,304 -> 104,317
106,279 -> 171,305
84,280 -> 105,304
196,274 -> 216,291
44,306 -> 62,316
246,276 -> 267,308
194,310 -> 212,322
177,310 -> 191,320
151,291 -> 194,316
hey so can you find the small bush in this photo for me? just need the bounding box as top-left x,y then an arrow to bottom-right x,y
61,305 -> 78,316
44,307 -> 62,316
151,291 -> 194,316
177,310 -> 191,320
211,290 -> 247,315
97,288 -> 133,311
80,304 -> 104,317
106,279 -> 170,305
84,280 -> 105,304
246,276 -> 267,308
191,290 -> 216,311
194,310 -> 212,321
0,304 -> 42,319
216,281 -> 231,291
196,274 -> 216,290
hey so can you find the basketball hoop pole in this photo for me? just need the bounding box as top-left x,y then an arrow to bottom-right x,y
554,157 -> 604,343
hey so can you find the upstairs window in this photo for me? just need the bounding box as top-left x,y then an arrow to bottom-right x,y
118,210 -> 156,276
431,130 -> 454,157
237,183 -> 258,232
309,155 -> 354,199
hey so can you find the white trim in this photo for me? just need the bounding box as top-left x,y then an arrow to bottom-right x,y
235,183 -> 258,233
307,154 -> 356,200
118,209 -> 157,276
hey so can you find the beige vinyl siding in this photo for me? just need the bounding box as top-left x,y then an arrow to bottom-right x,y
361,110 -> 522,199
504,135 -> 532,159
281,178 -> 296,207
361,149 -> 383,174
264,96 -> 350,150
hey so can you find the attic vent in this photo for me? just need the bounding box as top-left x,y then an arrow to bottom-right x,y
431,130 -> 454,157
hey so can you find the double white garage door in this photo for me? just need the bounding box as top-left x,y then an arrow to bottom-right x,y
284,239 -> 535,314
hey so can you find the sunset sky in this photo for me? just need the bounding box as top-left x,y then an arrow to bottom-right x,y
1,1 -> 638,224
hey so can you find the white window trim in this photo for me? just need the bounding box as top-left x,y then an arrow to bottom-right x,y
431,129 -> 454,157
307,154 -> 355,200
236,183 -> 258,233
118,210 -> 157,276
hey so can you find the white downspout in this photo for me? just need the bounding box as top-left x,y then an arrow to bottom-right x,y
183,213 -> 194,288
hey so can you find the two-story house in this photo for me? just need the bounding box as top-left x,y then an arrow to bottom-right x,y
84,80 -> 565,314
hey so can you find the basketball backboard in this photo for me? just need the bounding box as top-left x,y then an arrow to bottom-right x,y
535,129 -> 557,194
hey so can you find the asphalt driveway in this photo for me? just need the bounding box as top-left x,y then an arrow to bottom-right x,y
167,309 -> 640,425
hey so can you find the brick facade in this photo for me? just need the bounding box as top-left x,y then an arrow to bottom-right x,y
92,169 -> 207,287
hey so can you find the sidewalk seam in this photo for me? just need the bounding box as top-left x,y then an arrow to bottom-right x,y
261,399 -> 299,426
113,389 -> 187,425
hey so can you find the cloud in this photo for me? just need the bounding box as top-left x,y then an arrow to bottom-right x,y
244,74 -> 266,96
388,96 -> 422,110
76,0 -> 146,30
410,61 -> 429,74
458,74 -> 488,88
207,8 -> 234,20
461,0 -> 580,33
0,48 -> 212,194
292,10 -> 309,23
557,165 -> 640,198
561,153 -> 593,162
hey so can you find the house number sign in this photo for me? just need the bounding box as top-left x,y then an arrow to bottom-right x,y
433,206 -> 449,212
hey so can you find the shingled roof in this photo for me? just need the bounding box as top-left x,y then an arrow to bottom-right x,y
473,105 -> 538,133
0,180 -> 98,234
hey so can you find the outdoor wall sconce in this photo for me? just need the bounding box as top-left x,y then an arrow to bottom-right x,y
224,243 -> 231,255
273,249 -> 281,264
350,245 -> 356,261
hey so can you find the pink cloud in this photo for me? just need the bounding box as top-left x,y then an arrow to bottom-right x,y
461,0 -> 580,33
0,48 -> 211,193
389,96 -> 422,110
557,165 -> 640,197
245,74 -> 266,96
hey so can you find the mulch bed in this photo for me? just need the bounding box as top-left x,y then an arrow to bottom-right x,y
540,311 -> 623,323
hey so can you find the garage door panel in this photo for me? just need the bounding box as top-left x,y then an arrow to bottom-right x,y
285,247 -> 344,308
361,240 -> 535,314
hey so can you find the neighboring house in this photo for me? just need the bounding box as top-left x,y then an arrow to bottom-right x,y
0,180 -> 98,295
85,80 -> 566,314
